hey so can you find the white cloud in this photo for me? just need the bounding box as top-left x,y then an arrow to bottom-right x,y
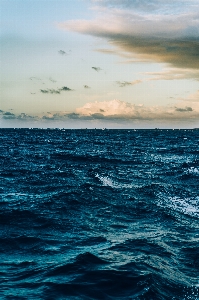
145,68 -> 199,81
76,99 -> 137,117
59,10 -> 199,39
76,99 -> 199,120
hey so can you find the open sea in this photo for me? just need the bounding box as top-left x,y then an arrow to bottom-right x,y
0,128 -> 199,300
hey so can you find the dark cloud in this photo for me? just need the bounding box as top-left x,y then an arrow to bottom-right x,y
92,67 -> 102,72
91,113 -> 105,119
67,113 -> 80,119
84,85 -> 90,88
116,80 -> 142,87
61,86 -> 72,91
42,116 -> 55,120
3,112 -> 16,119
58,50 -> 66,55
41,112 -> 82,121
1,112 -> 38,121
41,89 -> 60,94
175,106 -> 193,112
3,112 -> 15,116
17,113 -> 35,120
112,37 -> 199,70
40,86 -> 72,94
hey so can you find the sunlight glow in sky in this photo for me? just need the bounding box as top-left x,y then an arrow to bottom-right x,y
1,0 -> 199,128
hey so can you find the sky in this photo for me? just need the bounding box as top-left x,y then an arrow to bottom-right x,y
0,0 -> 199,128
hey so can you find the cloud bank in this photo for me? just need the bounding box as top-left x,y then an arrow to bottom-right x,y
1,98 -> 199,128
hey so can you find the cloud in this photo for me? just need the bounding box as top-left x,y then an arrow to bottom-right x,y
95,48 -> 118,55
30,77 -> 57,85
175,106 -> 193,112
17,113 -> 35,120
145,68 -> 199,81
1,100 -> 199,128
42,115 -> 55,120
3,112 -> 15,116
3,112 -> 16,119
91,0 -> 198,12
58,50 -> 66,55
61,86 -> 72,91
84,85 -> 91,89
116,80 -> 142,87
58,3 -> 199,72
67,113 -> 80,119
41,89 -> 60,94
41,112 -> 72,121
1,112 -> 38,121
75,99 -> 199,120
92,67 -> 102,72
40,86 -> 72,94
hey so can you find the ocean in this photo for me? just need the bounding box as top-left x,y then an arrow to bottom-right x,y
0,128 -> 199,300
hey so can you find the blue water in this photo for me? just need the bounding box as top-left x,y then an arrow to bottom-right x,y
0,129 -> 199,299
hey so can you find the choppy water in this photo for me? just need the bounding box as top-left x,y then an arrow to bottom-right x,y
0,128 -> 199,300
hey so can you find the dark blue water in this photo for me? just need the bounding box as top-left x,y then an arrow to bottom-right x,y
0,129 -> 199,299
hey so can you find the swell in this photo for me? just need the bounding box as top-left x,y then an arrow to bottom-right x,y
0,129 -> 199,299
2,251 -> 199,300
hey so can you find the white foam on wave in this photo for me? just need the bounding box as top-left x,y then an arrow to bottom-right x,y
186,167 -> 199,175
95,174 -> 133,189
158,194 -> 199,219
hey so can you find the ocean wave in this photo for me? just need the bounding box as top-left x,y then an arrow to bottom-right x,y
186,167 -> 199,176
95,174 -> 133,189
1,129 -> 199,299
158,195 -> 199,219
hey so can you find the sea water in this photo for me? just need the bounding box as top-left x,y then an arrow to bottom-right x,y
0,129 -> 199,299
